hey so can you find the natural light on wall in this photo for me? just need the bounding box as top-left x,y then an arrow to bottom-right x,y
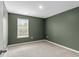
17,18 -> 29,38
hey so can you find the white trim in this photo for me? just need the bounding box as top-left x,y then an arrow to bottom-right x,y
17,35 -> 29,38
46,40 -> 79,54
17,18 -> 29,39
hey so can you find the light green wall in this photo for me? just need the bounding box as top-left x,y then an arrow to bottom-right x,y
46,7 -> 79,51
8,13 -> 45,45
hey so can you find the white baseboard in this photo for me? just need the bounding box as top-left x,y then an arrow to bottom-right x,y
46,40 -> 79,54
8,39 -> 46,47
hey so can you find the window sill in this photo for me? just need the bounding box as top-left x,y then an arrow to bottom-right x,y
17,35 -> 29,39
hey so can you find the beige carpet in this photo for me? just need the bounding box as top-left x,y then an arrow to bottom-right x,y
3,40 -> 79,57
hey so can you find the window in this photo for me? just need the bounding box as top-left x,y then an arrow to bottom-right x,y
17,18 -> 29,38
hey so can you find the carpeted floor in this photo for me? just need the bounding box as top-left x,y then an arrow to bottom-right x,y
3,40 -> 79,57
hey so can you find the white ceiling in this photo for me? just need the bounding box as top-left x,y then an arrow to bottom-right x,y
4,1 -> 79,18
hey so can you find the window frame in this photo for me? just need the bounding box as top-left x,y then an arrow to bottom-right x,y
17,18 -> 29,38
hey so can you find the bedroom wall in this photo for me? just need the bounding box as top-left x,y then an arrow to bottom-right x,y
46,7 -> 79,51
8,13 -> 45,45
0,1 -> 4,50
3,2 -> 8,50
0,2 -> 8,50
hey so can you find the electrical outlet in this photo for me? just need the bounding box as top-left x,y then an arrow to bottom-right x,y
46,36 -> 48,38
31,36 -> 33,39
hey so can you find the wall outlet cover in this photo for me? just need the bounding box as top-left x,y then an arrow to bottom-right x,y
31,36 -> 34,39
46,36 -> 48,38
